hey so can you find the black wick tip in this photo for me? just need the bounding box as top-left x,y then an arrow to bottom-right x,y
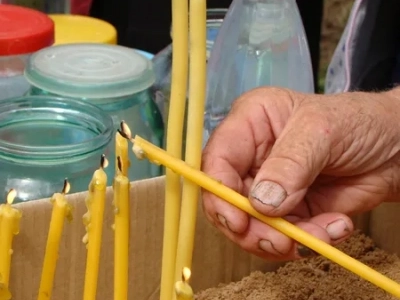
117,156 -> 122,173
62,178 -> 69,194
117,129 -> 129,140
100,154 -> 106,168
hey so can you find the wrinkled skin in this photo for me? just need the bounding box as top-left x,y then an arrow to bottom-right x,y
201,87 -> 400,261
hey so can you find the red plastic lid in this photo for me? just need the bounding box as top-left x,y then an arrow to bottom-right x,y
0,5 -> 54,56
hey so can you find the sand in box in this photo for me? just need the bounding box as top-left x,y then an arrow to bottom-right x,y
196,232 -> 400,300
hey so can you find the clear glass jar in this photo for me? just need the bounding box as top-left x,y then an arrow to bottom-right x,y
0,5 -> 54,101
24,43 -> 164,180
0,95 -> 113,203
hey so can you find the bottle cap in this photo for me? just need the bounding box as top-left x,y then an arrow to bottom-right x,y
0,5 -> 54,55
49,14 -> 117,45
24,43 -> 155,99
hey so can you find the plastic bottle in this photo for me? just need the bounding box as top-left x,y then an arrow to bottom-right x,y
204,0 -> 314,143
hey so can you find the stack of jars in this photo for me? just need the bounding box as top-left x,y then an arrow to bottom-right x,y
0,5 -> 164,202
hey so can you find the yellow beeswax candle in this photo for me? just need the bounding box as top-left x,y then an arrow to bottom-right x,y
175,0 -> 207,285
119,116 -> 186,300
0,189 -> 21,295
130,135 -> 400,299
162,0 -> 189,296
0,279 -> 11,300
116,128 -> 130,177
38,179 -> 73,300
113,156 -> 130,300
175,267 -> 193,300
82,154 -> 108,300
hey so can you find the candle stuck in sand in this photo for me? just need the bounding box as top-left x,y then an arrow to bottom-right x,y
113,156 -> 130,300
38,179 -> 73,300
82,154 -> 108,300
0,189 -> 22,300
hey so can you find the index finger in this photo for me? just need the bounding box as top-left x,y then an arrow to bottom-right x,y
202,87 -> 293,182
201,88 -> 294,231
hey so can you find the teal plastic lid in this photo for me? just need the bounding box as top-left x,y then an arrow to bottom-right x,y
24,43 -> 155,99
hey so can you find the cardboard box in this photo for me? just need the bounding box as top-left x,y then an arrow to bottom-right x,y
9,176 -> 400,299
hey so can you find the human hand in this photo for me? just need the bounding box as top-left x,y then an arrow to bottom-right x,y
201,87 -> 400,261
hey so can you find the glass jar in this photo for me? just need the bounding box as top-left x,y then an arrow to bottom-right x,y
49,14 -> 117,45
0,5 -> 54,101
24,43 -> 164,180
0,95 -> 113,203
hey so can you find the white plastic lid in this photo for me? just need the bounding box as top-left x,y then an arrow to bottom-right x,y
24,43 -> 155,99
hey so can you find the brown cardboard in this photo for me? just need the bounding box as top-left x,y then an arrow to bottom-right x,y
8,176 -> 399,299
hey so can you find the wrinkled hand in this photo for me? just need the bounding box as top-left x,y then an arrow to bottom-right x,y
201,87 -> 400,261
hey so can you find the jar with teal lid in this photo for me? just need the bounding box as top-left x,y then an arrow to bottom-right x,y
24,43 -> 164,180
0,95 -> 113,203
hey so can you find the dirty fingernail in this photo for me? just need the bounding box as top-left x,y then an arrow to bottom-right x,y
217,213 -> 233,232
250,181 -> 287,207
259,239 -> 283,256
326,219 -> 349,240
297,244 -> 317,258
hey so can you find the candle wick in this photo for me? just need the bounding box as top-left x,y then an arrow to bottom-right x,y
100,154 -> 109,169
182,267 -> 191,283
118,121 -> 134,141
62,178 -> 71,194
6,189 -> 17,205
117,156 -> 123,173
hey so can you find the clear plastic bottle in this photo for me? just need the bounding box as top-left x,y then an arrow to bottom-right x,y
204,0 -> 314,143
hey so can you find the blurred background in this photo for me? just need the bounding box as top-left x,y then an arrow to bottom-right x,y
3,0 -> 354,93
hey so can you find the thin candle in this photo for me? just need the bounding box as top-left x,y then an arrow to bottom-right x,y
175,267 -> 194,300
129,135 -> 400,299
38,179 -> 73,300
116,127 -> 130,177
82,154 -> 108,300
175,0 -> 207,285
113,156 -> 130,300
162,0 -> 189,295
0,189 -> 22,298
0,282 -> 11,300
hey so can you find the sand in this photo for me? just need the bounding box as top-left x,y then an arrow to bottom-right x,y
195,232 -> 400,300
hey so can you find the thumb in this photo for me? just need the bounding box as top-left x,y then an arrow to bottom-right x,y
249,108 -> 332,217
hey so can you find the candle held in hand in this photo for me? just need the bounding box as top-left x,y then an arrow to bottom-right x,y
130,135 -> 400,299
0,189 -> 21,296
113,156 -> 130,300
175,267 -> 194,300
38,179 -> 73,300
82,154 -> 108,300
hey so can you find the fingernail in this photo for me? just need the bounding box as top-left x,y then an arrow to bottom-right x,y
250,181 -> 287,207
326,219 -> 349,240
259,239 -> 283,256
297,244 -> 317,258
217,213 -> 234,232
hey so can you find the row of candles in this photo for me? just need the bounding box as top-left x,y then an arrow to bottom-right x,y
0,124 -> 194,300
0,0 -> 207,297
